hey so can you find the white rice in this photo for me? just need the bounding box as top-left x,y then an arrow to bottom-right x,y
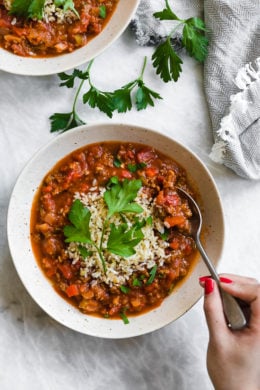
66,187 -> 170,287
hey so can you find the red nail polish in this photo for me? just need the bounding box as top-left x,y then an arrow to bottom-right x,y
205,278 -> 214,294
199,275 -> 211,283
220,277 -> 233,284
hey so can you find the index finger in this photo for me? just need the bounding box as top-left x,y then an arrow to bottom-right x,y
219,277 -> 260,330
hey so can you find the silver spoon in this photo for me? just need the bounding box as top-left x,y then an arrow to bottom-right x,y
177,187 -> 247,330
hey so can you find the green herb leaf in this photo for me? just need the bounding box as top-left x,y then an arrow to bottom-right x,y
54,0 -> 79,17
113,158 -> 122,168
99,4 -> 106,18
49,112 -> 85,133
9,0 -> 32,17
106,176 -> 119,189
111,83 -> 135,113
153,0 -> 179,21
135,81 -> 162,110
182,17 -> 208,62
160,229 -> 170,240
152,38 -> 183,82
64,199 -> 92,244
132,278 -> 142,287
58,69 -> 87,88
120,285 -> 130,294
104,179 -> 143,219
127,162 -> 147,173
146,265 -> 157,285
107,223 -> 144,257
120,309 -> 130,324
83,86 -> 114,118
10,0 -> 45,18
78,245 -> 93,258
28,0 -> 45,19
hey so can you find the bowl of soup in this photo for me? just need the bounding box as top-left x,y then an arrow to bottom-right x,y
7,123 -> 225,338
0,0 -> 140,75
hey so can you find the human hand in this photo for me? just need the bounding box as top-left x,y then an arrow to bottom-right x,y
199,274 -> 260,390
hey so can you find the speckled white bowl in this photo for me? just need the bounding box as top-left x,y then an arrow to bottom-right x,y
7,123 -> 225,338
0,0 -> 140,76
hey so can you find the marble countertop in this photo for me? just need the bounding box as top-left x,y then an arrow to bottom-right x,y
1,17 -> 260,390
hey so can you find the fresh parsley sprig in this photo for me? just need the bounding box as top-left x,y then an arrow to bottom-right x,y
64,178 -> 145,273
152,0 -> 208,82
49,57 -> 162,133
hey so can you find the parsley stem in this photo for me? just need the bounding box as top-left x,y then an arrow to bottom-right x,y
169,21 -> 184,39
72,77 -> 85,115
72,59 -> 94,115
139,56 -> 147,81
93,242 -> 107,274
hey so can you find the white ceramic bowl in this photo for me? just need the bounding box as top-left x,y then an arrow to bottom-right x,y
7,123 -> 224,338
0,0 -> 140,76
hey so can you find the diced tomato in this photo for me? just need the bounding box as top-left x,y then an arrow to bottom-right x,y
58,264 -> 73,280
145,167 -> 158,178
169,239 -> 180,250
66,284 -> 79,297
164,215 -> 186,228
156,190 -> 180,206
120,169 -> 132,179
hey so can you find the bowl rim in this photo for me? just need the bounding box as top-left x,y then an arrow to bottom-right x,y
0,0 -> 140,76
7,122 -> 225,338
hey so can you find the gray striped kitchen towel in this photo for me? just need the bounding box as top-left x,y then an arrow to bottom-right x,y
131,0 -> 260,179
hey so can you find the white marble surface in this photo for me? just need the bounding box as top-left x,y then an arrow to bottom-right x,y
1,16 -> 260,390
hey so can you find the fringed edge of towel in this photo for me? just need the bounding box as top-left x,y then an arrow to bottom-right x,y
210,57 -> 260,164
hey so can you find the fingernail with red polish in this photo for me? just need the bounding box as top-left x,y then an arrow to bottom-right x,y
199,275 -> 211,283
205,278 -> 214,295
220,277 -> 233,284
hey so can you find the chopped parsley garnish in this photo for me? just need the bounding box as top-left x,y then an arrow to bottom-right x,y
120,286 -> 130,294
63,179 -> 145,273
99,5 -> 106,18
146,265 -> 157,285
132,278 -> 142,287
120,308 -> 130,325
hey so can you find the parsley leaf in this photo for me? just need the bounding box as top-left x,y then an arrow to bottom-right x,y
146,265 -> 157,285
54,0 -> 79,17
111,81 -> 135,113
120,308 -> 130,324
64,199 -> 92,244
10,0 -> 45,18
152,0 -> 208,82
152,38 -> 183,82
120,285 -> 130,294
49,112 -> 85,133
135,81 -> 162,110
104,179 -> 143,219
132,278 -> 142,287
182,17 -> 208,62
83,87 -> 114,118
153,0 -> 179,21
107,222 -> 144,257
99,4 -> 106,18
58,69 -> 88,88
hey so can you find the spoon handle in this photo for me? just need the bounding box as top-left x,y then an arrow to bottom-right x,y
196,239 -> 247,330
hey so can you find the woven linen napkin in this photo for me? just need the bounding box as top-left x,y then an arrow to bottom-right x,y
131,0 -> 260,180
